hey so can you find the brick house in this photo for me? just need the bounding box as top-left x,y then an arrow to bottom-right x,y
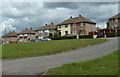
2,31 -> 18,42
57,15 -> 96,36
35,23 -> 57,39
18,28 -> 36,42
107,13 -> 120,29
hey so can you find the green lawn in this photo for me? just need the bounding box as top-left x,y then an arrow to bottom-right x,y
2,39 -> 108,59
0,45 -> 2,58
47,50 -> 119,75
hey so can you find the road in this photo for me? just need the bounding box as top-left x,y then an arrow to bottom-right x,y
2,38 -> 118,76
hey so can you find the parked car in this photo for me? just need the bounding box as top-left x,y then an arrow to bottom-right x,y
31,39 -> 39,42
97,32 -> 104,38
42,38 -> 52,41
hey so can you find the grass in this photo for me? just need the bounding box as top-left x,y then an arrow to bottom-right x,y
2,39 -> 108,59
47,50 -> 119,75
0,45 -> 2,58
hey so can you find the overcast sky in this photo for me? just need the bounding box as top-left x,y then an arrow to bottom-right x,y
0,1 -> 118,36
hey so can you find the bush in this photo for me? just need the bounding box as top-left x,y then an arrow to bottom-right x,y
106,32 -> 120,37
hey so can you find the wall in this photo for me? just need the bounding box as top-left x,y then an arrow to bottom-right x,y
58,24 -> 71,36
108,19 -> 120,29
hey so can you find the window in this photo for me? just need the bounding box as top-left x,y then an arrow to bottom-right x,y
115,25 -> 118,27
19,35 -> 23,36
39,31 -> 43,33
65,24 -> 68,28
59,25 -> 61,28
65,31 -> 68,35
72,23 -> 76,27
24,34 -> 28,36
112,19 -> 114,22
72,30 -> 77,35
115,19 -> 118,22
80,23 -> 83,26
44,30 -> 49,32
80,30 -> 85,35
38,36 -> 43,39
91,24 -> 94,27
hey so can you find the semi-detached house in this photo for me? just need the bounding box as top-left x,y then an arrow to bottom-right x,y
2,31 -> 18,42
107,13 -> 120,29
35,23 -> 57,39
18,28 -> 36,42
57,15 -> 96,36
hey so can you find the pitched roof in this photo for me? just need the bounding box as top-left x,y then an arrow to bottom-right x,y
57,16 -> 96,25
96,27 -> 102,30
3,31 -> 18,37
19,29 -> 35,34
36,24 -> 56,31
109,13 -> 120,19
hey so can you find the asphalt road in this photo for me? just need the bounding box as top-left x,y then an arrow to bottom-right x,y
2,38 -> 119,76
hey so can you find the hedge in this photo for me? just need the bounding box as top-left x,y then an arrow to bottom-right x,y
106,32 -> 120,37
47,35 -> 93,40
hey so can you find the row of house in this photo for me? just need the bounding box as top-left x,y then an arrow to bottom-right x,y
1,13 -> 120,43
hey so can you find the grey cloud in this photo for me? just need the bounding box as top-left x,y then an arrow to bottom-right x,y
43,2 -> 117,9
43,2 -> 80,9
0,2 -> 118,36
2,2 -> 46,18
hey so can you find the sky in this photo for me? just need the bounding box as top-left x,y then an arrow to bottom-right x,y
0,1 -> 119,36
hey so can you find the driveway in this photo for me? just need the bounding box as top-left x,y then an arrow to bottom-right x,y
2,38 -> 118,76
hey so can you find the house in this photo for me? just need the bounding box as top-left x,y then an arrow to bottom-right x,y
107,13 -> 120,29
2,31 -> 18,42
0,38 -> 3,44
57,15 -> 96,36
18,28 -> 36,42
96,27 -> 102,31
35,23 -> 57,39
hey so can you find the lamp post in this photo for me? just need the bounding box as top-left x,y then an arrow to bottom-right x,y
4,22 -> 7,43
76,29 -> 79,39
91,25 -> 94,38
115,29 -> 117,37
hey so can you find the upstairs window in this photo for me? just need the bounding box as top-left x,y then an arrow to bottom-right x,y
65,24 -> 68,28
115,19 -> 118,22
59,25 -> 61,29
72,23 -> 76,27
24,34 -> 28,36
91,24 -> 94,27
44,30 -> 49,32
80,23 -> 84,26
39,31 -> 43,33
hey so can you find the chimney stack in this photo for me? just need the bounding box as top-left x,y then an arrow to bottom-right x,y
45,24 -> 47,26
51,22 -> 54,24
70,16 -> 72,19
79,15 -> 81,17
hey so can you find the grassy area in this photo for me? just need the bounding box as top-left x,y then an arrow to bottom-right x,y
0,45 -> 2,58
47,50 -> 119,75
2,39 -> 108,59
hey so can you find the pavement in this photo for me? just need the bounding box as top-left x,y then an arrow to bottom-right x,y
2,37 -> 119,76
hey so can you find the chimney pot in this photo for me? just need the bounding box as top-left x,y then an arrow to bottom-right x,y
45,24 -> 47,25
70,16 -> 72,18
